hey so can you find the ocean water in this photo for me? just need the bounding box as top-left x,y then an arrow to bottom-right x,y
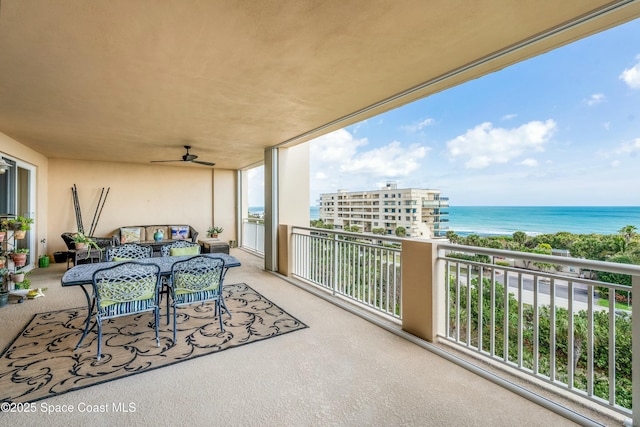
252,206 -> 640,236
444,206 -> 640,236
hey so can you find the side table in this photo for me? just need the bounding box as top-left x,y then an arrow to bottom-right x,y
198,238 -> 230,254
73,248 -> 102,266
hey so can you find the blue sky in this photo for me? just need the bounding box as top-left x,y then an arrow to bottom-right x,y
250,18 -> 640,207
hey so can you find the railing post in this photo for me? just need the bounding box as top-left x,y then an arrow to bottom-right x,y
632,274 -> 640,427
331,233 -> 339,295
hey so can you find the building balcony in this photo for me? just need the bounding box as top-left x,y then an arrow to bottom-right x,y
283,226 -> 639,426
4,246 -> 620,426
423,200 -> 450,208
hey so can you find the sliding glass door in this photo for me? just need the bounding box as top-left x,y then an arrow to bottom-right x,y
1,156 -> 36,270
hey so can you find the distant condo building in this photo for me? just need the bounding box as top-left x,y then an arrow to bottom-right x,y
319,182 -> 449,238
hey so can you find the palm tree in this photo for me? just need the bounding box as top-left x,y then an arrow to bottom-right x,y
618,225 -> 637,244
512,231 -> 527,246
446,230 -> 460,244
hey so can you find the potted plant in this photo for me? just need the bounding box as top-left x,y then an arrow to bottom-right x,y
15,276 -> 31,290
7,216 -> 34,239
0,218 -> 7,242
11,269 -> 26,283
10,248 -> 29,267
73,232 -> 98,249
73,232 -> 101,261
207,226 -> 224,238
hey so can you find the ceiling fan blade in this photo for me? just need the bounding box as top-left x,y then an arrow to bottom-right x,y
191,160 -> 216,167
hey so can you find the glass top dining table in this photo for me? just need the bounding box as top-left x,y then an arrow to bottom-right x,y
61,253 -> 241,351
61,253 -> 240,287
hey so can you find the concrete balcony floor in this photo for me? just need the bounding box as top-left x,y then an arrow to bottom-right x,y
1,250 -> 621,426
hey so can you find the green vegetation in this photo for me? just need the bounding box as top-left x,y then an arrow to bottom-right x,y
451,276 -> 633,409
446,225 -> 639,262
446,225 -> 639,304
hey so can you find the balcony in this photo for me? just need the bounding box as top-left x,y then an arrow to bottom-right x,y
284,226 -> 639,425
422,200 -> 450,208
0,236 -> 622,426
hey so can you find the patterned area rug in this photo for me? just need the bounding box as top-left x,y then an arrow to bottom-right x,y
0,283 -> 307,403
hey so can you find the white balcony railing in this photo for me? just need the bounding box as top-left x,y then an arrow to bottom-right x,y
242,218 -> 264,255
288,227 -> 640,422
436,243 -> 640,420
291,226 -> 402,319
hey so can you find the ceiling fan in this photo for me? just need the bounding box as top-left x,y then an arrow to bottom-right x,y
151,145 -> 215,167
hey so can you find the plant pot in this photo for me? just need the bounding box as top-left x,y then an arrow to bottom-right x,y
11,272 -> 24,283
0,258 -> 5,268
14,230 -> 26,239
11,252 -> 27,267
39,256 -> 50,268
75,242 -> 86,249
0,231 -> 6,242
53,251 -> 68,263
0,292 -> 8,308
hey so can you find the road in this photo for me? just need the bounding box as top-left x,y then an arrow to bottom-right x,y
458,271 -> 593,304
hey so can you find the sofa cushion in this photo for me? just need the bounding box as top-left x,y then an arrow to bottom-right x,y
120,227 -> 142,243
170,225 -> 190,240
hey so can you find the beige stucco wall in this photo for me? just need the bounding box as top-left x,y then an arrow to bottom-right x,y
212,169 -> 237,243
279,144 -> 309,227
0,132 -> 49,263
47,159 -> 235,256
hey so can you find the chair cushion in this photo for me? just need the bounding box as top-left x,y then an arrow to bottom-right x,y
170,246 -> 199,256
174,272 -> 219,294
174,288 -> 220,304
170,225 -> 190,240
98,276 -> 156,309
112,256 -> 134,262
101,298 -> 156,317
120,227 -> 142,243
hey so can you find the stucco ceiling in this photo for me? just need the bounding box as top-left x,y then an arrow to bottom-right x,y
1,1 -> 639,170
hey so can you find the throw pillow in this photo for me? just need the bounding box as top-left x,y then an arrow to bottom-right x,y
112,256 -> 134,262
120,227 -> 141,243
171,226 -> 190,240
170,246 -> 200,256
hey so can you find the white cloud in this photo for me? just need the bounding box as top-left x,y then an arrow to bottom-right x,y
614,138 -> 640,154
340,141 -> 428,176
611,160 -> 621,168
519,158 -> 538,167
401,117 -> 435,133
620,56 -> 640,89
446,119 -> 556,169
501,114 -> 517,120
311,129 -> 429,178
309,129 -> 431,200
587,93 -> 605,106
309,129 -> 368,164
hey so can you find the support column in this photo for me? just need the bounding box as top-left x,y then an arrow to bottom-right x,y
264,148 -> 278,272
264,143 -> 310,273
401,239 -> 438,342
